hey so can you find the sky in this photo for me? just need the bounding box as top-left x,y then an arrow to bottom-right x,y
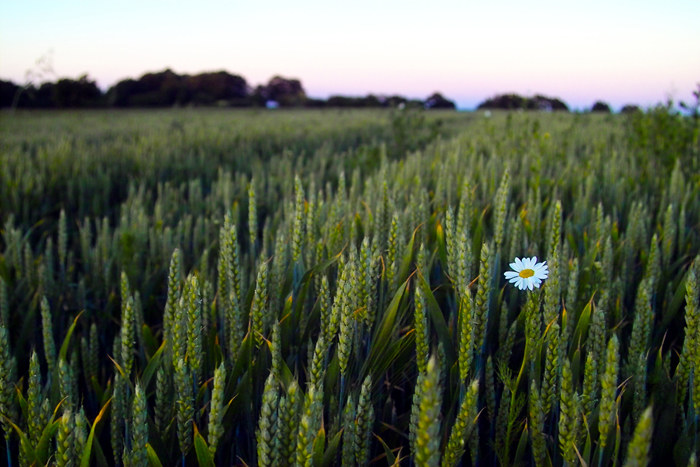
1,0 -> 699,110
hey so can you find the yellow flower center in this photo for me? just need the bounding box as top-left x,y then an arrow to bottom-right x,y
519,268 -> 535,278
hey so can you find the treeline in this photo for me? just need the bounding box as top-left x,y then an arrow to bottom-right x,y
477,92 -> 642,113
0,68 -> 456,109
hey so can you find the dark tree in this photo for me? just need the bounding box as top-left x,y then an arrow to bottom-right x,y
52,75 -> 102,107
1,76 -> 103,108
137,69 -> 184,106
324,94 -> 383,108
621,104 -> 641,114
304,98 -> 328,108
107,79 -> 139,107
185,71 -> 250,106
591,101 -> 612,113
251,85 -> 268,107
551,99 -> 569,111
363,94 -> 382,107
0,80 -> 20,107
478,93 -> 528,110
107,69 -> 184,107
35,82 -> 57,107
424,92 -> 456,109
384,95 -> 409,108
255,76 -> 306,107
326,95 -> 360,107
529,94 -> 569,111
1,80 -> 51,108
478,93 -> 568,111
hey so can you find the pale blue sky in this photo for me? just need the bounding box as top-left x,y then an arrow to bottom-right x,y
1,0 -> 698,109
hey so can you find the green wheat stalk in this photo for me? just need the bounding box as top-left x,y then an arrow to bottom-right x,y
185,274 -> 203,382
414,355 -> 443,466
442,378 -> 479,467
473,242 -> 490,357
40,296 -> 56,378
623,406 -> 653,467
493,169 -> 510,252
257,371 -> 279,467
529,379 -> 548,467
414,282 -> 430,374
0,325 -> 17,439
341,394 -> 356,467
296,380 -> 323,467
175,358 -> 193,458
292,175 -> 305,265
542,321 -> 560,415
354,374 -> 374,465
248,179 -> 258,256
558,357 -> 579,466
598,334 -> 620,456
56,410 -> 76,467
337,257 -> 356,378
458,289 -> 474,383
0,277 -> 8,326
250,260 -> 269,349
208,362 -> 226,458
163,248 -> 182,363
130,382 -> 148,467
275,379 -> 300,466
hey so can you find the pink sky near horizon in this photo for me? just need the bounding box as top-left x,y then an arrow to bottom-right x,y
1,0 -> 698,110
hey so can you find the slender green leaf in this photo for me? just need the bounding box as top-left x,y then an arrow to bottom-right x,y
80,397 -> 112,467
147,443 -> 164,467
141,339 -> 166,388
59,310 -> 84,361
194,425 -> 215,467
416,271 -> 456,362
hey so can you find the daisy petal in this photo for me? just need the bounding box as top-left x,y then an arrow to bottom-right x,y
506,256 -> 550,291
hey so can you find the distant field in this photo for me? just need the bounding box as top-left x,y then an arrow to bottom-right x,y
0,108 -> 473,228
0,107 -> 698,466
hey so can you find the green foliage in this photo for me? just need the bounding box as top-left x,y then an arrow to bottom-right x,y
175,358 -> 193,458
624,406 -> 653,467
130,383 -> 148,467
413,356 -> 443,466
256,372 -> 279,467
442,378 -> 479,466
0,325 -> 17,437
207,362 -> 226,459
625,100 -> 700,173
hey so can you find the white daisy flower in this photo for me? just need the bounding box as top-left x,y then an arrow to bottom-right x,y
504,256 -> 549,291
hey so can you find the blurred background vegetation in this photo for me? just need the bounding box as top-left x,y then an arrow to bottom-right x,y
6,67 -> 693,112
0,70 -> 456,110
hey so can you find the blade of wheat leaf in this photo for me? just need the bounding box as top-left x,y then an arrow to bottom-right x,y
79,397 -> 112,467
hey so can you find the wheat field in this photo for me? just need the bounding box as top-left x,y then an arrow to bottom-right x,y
0,107 -> 698,466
